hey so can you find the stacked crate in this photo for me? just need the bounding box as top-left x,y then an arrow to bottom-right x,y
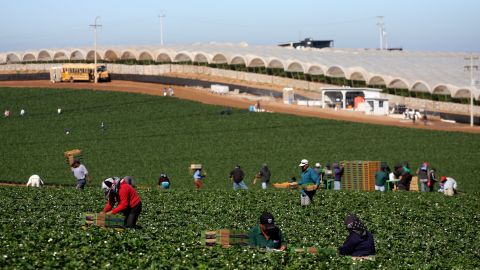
341,161 -> 380,191
410,176 -> 419,191
64,149 -> 83,166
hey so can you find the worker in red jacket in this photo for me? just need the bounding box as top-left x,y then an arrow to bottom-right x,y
102,177 -> 142,228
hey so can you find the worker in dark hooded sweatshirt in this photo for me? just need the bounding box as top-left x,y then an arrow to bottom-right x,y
338,214 -> 376,257
258,163 -> 271,190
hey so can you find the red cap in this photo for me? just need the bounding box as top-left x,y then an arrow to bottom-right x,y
440,176 -> 447,182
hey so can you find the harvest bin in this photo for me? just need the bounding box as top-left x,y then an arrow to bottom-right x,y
202,230 -> 249,248
189,164 -> 202,173
83,212 -> 124,228
64,149 -> 83,166
341,161 -> 380,191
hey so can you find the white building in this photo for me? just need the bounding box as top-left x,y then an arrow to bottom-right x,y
321,87 -> 389,115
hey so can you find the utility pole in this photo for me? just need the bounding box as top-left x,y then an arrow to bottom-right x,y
158,12 -> 166,46
89,16 -> 102,83
376,16 -> 386,50
464,54 -> 479,127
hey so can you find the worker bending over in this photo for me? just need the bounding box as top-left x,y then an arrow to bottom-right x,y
102,177 -> 142,228
26,174 -> 44,187
338,214 -> 376,257
439,176 -> 457,196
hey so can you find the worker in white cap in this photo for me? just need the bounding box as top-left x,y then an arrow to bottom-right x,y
298,159 -> 320,205
26,174 -> 44,187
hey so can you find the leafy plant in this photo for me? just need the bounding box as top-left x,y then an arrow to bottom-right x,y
0,187 -> 479,269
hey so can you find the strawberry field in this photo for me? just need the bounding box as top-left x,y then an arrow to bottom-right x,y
1,87 -> 480,268
1,187 -> 479,269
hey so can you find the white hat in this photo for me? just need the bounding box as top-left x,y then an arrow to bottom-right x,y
315,162 -> 321,168
299,159 -> 309,167
101,178 -> 114,195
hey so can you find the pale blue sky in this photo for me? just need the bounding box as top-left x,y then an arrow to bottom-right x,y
0,0 -> 478,52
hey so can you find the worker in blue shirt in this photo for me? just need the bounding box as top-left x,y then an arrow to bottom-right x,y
298,159 -> 320,205
193,168 -> 206,190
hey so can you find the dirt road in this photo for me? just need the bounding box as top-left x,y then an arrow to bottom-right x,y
1,80 -> 479,134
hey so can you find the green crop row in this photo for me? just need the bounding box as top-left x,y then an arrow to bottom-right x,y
0,87 -> 479,192
0,187 -> 479,269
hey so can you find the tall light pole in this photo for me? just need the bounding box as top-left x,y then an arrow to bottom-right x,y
464,54 -> 479,127
376,16 -> 386,50
89,16 -> 102,83
158,12 -> 166,46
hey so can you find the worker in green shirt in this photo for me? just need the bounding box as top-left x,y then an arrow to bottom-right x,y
375,167 -> 389,192
298,159 -> 320,205
248,212 -> 286,251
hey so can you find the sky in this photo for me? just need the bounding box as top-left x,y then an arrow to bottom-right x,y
0,0 -> 479,52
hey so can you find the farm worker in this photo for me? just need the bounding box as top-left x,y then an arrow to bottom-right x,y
397,162 -> 413,191
257,163 -> 271,190
333,162 -> 344,191
416,161 -> 430,192
248,212 -> 286,251
422,111 -> 428,126
323,163 -> 333,189
26,174 -> 44,187
313,163 -> 324,187
254,101 -> 262,112
102,177 -> 142,228
338,214 -> 376,257
230,165 -> 248,191
388,167 -> 396,191
298,159 -> 320,205
71,159 -> 90,190
427,168 -> 437,192
439,176 -> 457,196
158,173 -> 170,189
193,168 -> 206,190
374,167 -> 389,192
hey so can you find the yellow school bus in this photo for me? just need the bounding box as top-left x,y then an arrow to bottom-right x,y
51,64 -> 110,83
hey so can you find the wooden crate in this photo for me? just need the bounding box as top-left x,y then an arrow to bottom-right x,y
202,229 -> 249,248
342,161 -> 380,191
410,176 -> 419,192
189,164 -> 202,173
64,149 -> 82,166
83,212 -> 124,228
366,161 -> 381,191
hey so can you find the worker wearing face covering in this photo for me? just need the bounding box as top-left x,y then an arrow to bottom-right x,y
102,177 -> 142,228
248,212 -> 286,251
338,214 -> 376,257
